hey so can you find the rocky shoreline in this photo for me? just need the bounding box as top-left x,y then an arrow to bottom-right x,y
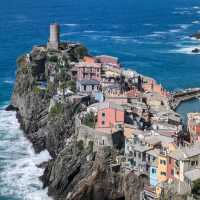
7,42 -> 146,200
7,24 -> 194,200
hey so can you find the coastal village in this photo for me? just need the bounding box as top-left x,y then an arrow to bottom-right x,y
19,24 -> 200,200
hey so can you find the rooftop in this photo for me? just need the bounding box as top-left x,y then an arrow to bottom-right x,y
146,149 -> 160,158
79,79 -> 100,86
134,143 -> 152,153
169,142 -> 200,160
184,168 -> 200,182
92,101 -> 124,112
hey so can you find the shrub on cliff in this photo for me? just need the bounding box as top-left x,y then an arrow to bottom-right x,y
66,80 -> 76,92
49,103 -> 64,118
17,55 -> 29,74
33,86 -> 44,95
192,179 -> 200,199
82,112 -> 96,128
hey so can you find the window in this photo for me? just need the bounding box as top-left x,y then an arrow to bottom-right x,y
152,168 -> 156,174
138,152 -> 141,158
102,112 -> 106,117
175,160 -> 179,167
161,172 -> 166,176
169,158 -> 171,164
148,155 -> 151,162
84,85 -> 86,91
191,160 -> 198,166
160,159 -> 166,165
134,151 -> 136,157
171,169 -> 174,175
102,121 -> 105,125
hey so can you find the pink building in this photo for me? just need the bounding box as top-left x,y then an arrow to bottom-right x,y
96,55 -> 120,68
142,78 -> 167,97
72,56 -> 101,81
97,102 -> 124,129
76,63 -> 101,81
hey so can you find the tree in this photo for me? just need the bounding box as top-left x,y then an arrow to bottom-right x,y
192,179 -> 200,199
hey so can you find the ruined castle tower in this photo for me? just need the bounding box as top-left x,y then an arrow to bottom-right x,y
47,23 -> 60,50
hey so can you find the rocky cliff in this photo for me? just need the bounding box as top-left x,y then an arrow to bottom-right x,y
8,42 -> 148,200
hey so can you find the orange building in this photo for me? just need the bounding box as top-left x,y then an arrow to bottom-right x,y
83,56 -> 96,64
142,77 -> 167,97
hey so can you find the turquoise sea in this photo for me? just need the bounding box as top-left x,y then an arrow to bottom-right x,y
1,0 -> 200,199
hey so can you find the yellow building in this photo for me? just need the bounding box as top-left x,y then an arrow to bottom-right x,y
157,152 -> 168,183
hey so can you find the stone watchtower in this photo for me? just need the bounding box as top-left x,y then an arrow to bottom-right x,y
47,23 -> 60,50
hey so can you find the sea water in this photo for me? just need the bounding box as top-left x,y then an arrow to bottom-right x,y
1,0 -> 200,199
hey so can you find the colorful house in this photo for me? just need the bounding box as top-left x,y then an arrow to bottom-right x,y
142,76 -> 167,97
168,143 -> 200,182
187,113 -> 200,143
71,56 -> 101,82
167,156 -> 175,181
96,55 -> 120,68
77,79 -> 100,93
96,102 -> 125,132
146,149 -> 160,187
157,151 -> 168,183
77,62 -> 101,81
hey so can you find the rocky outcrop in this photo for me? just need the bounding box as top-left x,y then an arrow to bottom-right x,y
10,43 -> 87,154
191,32 -> 200,40
9,42 -> 149,200
42,144 -> 148,200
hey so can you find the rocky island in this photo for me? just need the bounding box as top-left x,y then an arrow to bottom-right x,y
7,24 -> 200,200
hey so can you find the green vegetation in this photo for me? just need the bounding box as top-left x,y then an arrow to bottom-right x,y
87,141 -> 94,153
60,80 -> 76,93
66,80 -> 76,92
74,45 -> 88,59
58,68 -> 68,82
77,140 -> 84,151
33,86 -> 43,95
192,179 -> 200,199
17,55 -> 29,74
49,103 -> 64,118
48,55 -> 58,62
82,112 -> 96,128
46,82 -> 56,96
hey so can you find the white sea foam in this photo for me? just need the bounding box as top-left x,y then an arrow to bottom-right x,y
83,30 -> 97,33
143,23 -> 154,26
61,23 -> 79,27
60,32 -> 80,37
193,6 -> 200,10
0,108 -> 52,200
3,80 -> 14,84
179,24 -> 191,29
169,45 -> 200,55
192,20 -> 200,24
144,31 -> 167,39
172,11 -> 191,15
169,29 -> 181,33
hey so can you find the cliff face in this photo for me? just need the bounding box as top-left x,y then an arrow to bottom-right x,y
9,43 -> 148,200
11,43 -> 87,155
42,145 -> 148,200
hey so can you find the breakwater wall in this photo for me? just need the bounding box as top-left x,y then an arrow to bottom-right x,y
170,88 -> 200,110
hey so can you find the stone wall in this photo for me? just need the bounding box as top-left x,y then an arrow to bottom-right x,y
75,116 -> 124,151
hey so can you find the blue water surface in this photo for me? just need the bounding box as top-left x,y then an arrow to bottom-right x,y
1,0 -> 200,199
